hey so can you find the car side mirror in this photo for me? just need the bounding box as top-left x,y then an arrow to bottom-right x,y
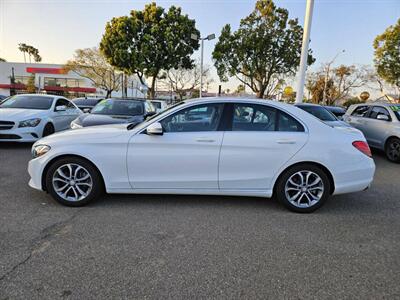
377,114 -> 390,121
55,105 -> 66,112
146,122 -> 163,135
83,108 -> 91,113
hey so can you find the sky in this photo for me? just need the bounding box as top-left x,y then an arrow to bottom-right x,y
0,0 -> 399,93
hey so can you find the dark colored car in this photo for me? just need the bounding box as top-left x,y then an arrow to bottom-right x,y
324,105 -> 347,120
70,98 -> 156,129
72,97 -> 103,112
294,103 -> 351,128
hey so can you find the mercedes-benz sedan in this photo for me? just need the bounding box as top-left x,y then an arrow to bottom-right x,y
28,98 -> 375,213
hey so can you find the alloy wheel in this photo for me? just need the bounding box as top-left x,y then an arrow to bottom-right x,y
52,163 -> 93,202
387,140 -> 400,161
284,171 -> 324,208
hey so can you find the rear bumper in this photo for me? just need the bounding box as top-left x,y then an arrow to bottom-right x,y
332,158 -> 375,195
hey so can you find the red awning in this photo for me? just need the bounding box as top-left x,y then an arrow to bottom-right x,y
44,86 -> 97,93
26,67 -> 67,74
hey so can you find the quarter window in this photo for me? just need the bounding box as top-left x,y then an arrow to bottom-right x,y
277,111 -> 304,132
160,104 -> 224,132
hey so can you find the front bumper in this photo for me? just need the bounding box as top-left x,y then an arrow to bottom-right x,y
0,125 -> 43,142
28,155 -> 47,191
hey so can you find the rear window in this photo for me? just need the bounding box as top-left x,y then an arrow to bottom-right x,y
73,98 -> 101,106
151,101 -> 161,109
297,105 -> 337,121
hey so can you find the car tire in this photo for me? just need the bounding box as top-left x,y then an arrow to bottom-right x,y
45,157 -> 104,207
42,123 -> 55,137
385,137 -> 400,163
275,164 -> 331,213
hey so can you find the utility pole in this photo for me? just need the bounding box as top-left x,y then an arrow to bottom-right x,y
295,0 -> 314,104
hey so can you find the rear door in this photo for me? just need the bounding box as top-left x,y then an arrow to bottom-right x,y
219,103 -> 308,190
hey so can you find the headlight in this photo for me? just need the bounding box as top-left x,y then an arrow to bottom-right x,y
32,144 -> 51,158
70,120 -> 82,129
19,118 -> 41,128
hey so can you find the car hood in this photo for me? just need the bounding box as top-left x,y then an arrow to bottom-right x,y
76,114 -> 144,127
0,108 -> 47,121
36,123 -> 129,145
323,120 -> 352,128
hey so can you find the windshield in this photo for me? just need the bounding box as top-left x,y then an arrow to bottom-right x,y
389,105 -> 400,121
0,95 -> 53,110
297,105 -> 337,122
91,99 -> 144,116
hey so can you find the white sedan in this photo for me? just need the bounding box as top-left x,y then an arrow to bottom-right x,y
0,94 -> 82,142
28,98 -> 375,213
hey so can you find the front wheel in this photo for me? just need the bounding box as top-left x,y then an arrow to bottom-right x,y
385,137 -> 400,163
46,157 -> 103,206
275,164 -> 331,213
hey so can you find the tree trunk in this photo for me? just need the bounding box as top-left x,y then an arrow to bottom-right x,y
106,90 -> 112,98
148,76 -> 157,99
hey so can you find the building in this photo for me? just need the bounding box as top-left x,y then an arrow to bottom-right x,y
0,62 -> 146,99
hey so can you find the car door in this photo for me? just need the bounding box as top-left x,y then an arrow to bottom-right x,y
127,103 -> 225,189
219,103 -> 308,190
363,106 -> 392,148
52,98 -> 72,131
345,105 -> 370,134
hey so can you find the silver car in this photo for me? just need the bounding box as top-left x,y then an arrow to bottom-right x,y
344,103 -> 400,162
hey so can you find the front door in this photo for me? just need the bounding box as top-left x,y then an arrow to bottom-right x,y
219,103 -> 308,190
127,103 -> 224,189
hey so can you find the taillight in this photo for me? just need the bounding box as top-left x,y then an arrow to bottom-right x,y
352,141 -> 372,157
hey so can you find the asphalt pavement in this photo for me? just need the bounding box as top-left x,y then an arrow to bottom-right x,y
0,143 -> 399,299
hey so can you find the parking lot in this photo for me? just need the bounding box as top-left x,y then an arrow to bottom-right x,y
0,143 -> 399,299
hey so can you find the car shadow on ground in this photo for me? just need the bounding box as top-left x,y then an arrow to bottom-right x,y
0,142 -> 33,149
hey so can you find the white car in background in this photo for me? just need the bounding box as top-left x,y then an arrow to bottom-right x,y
28,98 -> 375,213
0,94 -> 82,142
150,100 -> 168,113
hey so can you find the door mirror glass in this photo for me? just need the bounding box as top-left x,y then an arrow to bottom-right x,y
377,114 -> 390,121
55,105 -> 66,112
146,122 -> 163,135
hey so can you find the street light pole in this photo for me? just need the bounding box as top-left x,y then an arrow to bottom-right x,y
200,38 -> 204,98
192,33 -> 215,98
295,0 -> 314,104
322,49 -> 345,105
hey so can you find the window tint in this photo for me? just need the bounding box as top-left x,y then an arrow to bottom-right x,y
55,98 -> 70,108
277,112 -> 304,132
73,98 -> 102,107
351,106 -> 369,117
369,106 -> 390,120
297,105 -> 337,121
91,99 -> 144,116
0,95 -> 53,110
232,104 -> 276,131
160,104 -> 224,132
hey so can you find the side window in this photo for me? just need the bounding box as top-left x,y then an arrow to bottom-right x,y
232,104 -> 276,131
160,103 -> 224,133
277,111 -> 304,132
369,106 -> 391,120
55,98 -> 69,110
66,100 -> 76,110
351,106 -> 369,117
145,101 -> 155,113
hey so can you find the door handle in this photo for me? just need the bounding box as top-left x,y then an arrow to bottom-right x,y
276,139 -> 296,144
196,138 -> 215,143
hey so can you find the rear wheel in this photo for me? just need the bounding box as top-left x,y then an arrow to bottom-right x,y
42,123 -> 54,137
45,157 -> 103,206
385,137 -> 400,163
275,164 -> 331,213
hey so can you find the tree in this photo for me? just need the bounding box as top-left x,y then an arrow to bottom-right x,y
100,2 -> 200,99
373,18 -> 400,96
64,47 -> 121,98
26,75 -> 36,93
18,43 -> 42,63
235,84 -> 245,94
0,58 -> 6,62
212,0 -> 314,99
161,63 -> 213,101
306,65 -> 368,105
